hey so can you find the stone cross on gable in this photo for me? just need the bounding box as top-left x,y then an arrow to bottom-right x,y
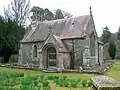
89,6 -> 93,16
48,25 -> 52,34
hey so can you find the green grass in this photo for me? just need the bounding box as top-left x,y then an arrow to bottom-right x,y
104,60 -> 120,80
0,67 -> 95,80
0,60 -> 119,90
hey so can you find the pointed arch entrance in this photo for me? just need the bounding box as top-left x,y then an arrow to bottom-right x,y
42,44 -> 57,69
46,47 -> 57,68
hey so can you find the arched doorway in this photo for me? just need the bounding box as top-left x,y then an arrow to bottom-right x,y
46,47 -> 57,68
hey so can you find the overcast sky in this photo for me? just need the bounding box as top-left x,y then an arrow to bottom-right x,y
0,0 -> 120,36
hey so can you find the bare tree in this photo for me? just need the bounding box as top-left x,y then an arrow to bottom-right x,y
4,0 -> 30,25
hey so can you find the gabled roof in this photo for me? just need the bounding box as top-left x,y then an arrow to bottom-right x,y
54,35 -> 70,52
22,14 -> 94,42
40,32 -> 69,53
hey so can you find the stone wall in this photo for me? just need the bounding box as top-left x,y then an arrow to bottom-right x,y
73,39 -> 87,68
19,36 -> 102,69
103,43 -> 111,60
99,44 -> 104,64
63,38 -> 100,68
95,38 -> 99,65
59,39 -> 89,68
18,42 -> 43,66
82,36 -> 99,67
115,40 -> 120,59
83,46 -> 96,67
58,52 -> 70,69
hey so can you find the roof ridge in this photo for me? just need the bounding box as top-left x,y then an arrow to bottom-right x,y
21,14 -> 93,43
34,15 -> 90,24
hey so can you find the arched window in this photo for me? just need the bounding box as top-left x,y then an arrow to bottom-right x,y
33,45 -> 37,57
90,32 -> 95,56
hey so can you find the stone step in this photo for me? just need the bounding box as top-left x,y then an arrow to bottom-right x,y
42,69 -> 57,73
42,67 -> 57,73
47,68 -> 57,71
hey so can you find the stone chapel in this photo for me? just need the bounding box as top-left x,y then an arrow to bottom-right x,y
18,7 -> 103,71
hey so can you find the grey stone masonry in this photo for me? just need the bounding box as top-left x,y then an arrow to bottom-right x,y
91,76 -> 120,90
18,9 -> 104,70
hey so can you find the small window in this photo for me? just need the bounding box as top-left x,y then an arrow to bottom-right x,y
33,45 -> 37,57
72,22 -> 74,25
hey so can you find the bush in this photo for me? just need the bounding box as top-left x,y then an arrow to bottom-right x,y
0,86 -> 4,90
88,81 -> 93,87
19,73 -> 24,77
70,80 -> 77,88
54,76 -> 59,79
64,82 -> 69,87
42,81 -> 49,87
34,80 -> 38,86
43,85 -> 51,90
40,74 -> 45,79
77,78 -> 81,82
62,76 -> 67,80
108,40 -> 116,59
37,84 -> 42,90
81,80 -> 87,87
21,77 -> 32,86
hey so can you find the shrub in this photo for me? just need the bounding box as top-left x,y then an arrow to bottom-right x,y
62,76 -> 67,80
40,74 -> 45,79
33,76 -> 38,80
20,85 -> 30,90
47,76 -> 54,80
34,80 -> 38,86
37,84 -> 42,90
64,82 -> 69,87
88,81 -> 93,87
59,82 -> 64,87
0,86 -> 4,90
43,85 -> 51,90
54,76 -> 59,79
19,73 -> 24,77
42,81 -> 49,87
81,80 -> 87,87
21,77 -> 32,86
77,78 -> 81,82
70,80 -> 77,88
108,40 -> 116,59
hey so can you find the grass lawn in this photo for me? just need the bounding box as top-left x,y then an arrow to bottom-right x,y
0,60 -> 119,90
104,60 -> 120,80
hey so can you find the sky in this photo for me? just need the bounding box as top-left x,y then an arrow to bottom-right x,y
0,0 -> 120,36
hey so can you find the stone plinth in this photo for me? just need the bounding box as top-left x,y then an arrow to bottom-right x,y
91,76 -> 120,90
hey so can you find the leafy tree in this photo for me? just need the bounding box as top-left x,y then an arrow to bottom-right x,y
4,0 -> 30,25
62,11 -> 73,18
30,6 -> 72,21
30,6 -> 54,22
108,40 -> 116,59
30,6 -> 44,21
0,16 -> 25,63
101,26 -> 112,44
117,26 -> 120,40
44,8 -> 54,21
54,9 -> 64,19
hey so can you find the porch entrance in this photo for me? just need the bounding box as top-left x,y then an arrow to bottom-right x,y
47,47 -> 57,68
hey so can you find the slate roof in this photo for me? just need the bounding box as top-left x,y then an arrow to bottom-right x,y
22,15 -> 93,42
54,35 -> 70,52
